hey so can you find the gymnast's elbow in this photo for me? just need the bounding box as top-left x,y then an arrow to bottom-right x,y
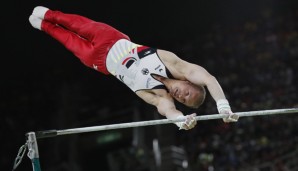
156,105 -> 167,117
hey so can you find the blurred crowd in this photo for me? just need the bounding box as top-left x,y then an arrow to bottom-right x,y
176,8 -> 298,171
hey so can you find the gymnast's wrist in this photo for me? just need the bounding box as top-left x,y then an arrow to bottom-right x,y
175,115 -> 185,129
216,99 -> 231,113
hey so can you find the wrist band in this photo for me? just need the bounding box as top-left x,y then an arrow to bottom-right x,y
216,99 -> 231,112
175,115 -> 185,129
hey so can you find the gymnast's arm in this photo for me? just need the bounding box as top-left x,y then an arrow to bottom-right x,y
183,63 -> 239,122
158,49 -> 238,122
180,62 -> 227,102
158,50 -> 226,102
136,90 -> 197,130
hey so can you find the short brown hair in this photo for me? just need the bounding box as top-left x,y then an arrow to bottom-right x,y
191,85 -> 206,108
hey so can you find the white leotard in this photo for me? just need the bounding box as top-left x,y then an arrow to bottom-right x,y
106,39 -> 170,92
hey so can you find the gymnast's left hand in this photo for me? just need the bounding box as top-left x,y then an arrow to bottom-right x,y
217,99 -> 239,123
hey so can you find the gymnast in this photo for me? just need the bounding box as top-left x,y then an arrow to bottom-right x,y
29,6 -> 239,130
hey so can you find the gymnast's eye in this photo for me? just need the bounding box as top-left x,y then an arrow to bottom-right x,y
186,91 -> 190,96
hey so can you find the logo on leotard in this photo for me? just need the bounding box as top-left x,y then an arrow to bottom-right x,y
144,50 -> 151,55
154,65 -> 161,70
154,65 -> 163,73
146,78 -> 151,88
141,68 -> 149,75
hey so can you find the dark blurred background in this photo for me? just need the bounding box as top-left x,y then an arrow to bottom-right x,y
2,0 -> 298,171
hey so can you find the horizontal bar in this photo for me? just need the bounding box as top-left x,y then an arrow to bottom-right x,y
35,108 -> 298,139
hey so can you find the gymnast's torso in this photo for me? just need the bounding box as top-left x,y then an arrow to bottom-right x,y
106,39 -> 173,92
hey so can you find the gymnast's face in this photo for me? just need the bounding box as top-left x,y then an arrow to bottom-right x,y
167,80 -> 204,108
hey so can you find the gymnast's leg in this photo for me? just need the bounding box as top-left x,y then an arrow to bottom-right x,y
29,7 -> 93,62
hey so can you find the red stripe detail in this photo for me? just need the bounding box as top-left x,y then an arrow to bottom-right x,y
122,57 -> 133,65
137,46 -> 149,52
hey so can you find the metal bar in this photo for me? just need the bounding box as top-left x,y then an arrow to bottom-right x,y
35,108 -> 298,138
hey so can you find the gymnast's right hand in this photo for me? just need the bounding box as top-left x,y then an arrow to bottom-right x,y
175,113 -> 197,130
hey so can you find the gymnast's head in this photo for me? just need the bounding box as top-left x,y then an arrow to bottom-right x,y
152,74 -> 206,108
167,79 -> 206,108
